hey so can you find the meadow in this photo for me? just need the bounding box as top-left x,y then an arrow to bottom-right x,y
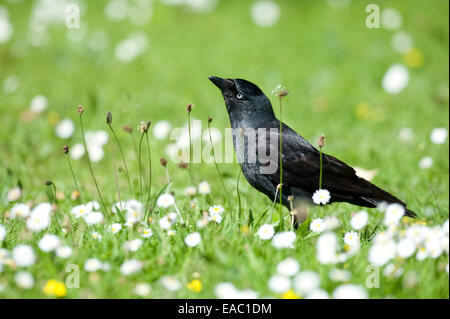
0,0 -> 448,299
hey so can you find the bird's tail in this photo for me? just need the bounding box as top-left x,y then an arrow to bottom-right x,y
360,196 -> 417,218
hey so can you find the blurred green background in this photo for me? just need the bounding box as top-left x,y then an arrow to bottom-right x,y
0,0 -> 448,210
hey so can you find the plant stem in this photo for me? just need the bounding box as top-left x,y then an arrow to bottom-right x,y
187,112 -> 193,185
138,131 -> 145,204
65,154 -> 80,196
208,121 -> 231,211
236,169 -> 242,222
79,114 -> 108,217
112,157 -> 122,208
107,123 -> 132,195
145,132 -> 152,215
278,98 -> 283,222
319,146 -> 323,189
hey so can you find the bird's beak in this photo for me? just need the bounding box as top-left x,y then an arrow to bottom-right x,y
208,76 -> 233,92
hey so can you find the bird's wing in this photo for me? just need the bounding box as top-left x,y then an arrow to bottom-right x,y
263,122 -> 407,206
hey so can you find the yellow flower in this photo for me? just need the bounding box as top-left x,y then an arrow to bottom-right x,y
187,279 -> 202,293
47,111 -> 60,125
403,48 -> 424,68
241,225 -> 249,234
281,289 -> 300,299
355,102 -> 370,120
43,279 -> 67,297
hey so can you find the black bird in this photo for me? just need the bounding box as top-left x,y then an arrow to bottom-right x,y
208,76 -> 416,218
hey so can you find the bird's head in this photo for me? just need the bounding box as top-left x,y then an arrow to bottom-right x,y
208,76 -> 275,124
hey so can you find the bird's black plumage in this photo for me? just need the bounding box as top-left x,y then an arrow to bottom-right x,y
209,76 -> 417,218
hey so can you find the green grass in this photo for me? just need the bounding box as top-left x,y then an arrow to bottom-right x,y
0,0 -> 448,298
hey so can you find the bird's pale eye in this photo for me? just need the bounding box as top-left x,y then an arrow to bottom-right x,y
236,93 -> 244,100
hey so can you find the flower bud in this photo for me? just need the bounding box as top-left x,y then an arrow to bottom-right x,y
106,111 -> 112,124
318,135 -> 325,148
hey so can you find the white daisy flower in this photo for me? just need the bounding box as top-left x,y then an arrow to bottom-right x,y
141,228 -> 153,238
12,245 -> 36,267
272,231 -> 296,249
384,203 -> 405,226
134,283 -> 151,297
381,7 -> 403,29
382,63 -> 409,94
156,193 -> 175,208
38,234 -> 60,252
87,145 -> 104,162
343,231 -> 359,246
312,189 -> 331,205
332,284 -> 368,299
84,212 -> 104,226
70,143 -> 85,160
55,118 -> 74,139
196,216 -> 209,228
29,95 -> 48,114
123,239 -> 143,252
6,187 -> 21,202
55,246 -> 72,259
0,248 -> 10,263
0,8 -> 13,44
398,127 -> 414,142
419,156 -> 433,169
86,130 -> 109,147
368,242 -> 396,266
250,0 -> 280,28
209,205 -> 224,215
185,232 -> 201,247
430,127 -> 448,145
214,282 -> 238,299
10,203 -> 30,219
153,121 -> 172,140
397,238 -> 416,259
198,181 -> 211,195
257,224 -> 275,240
329,269 -> 352,282
310,218 -> 326,233
3,75 -> 19,95
324,215 -> 341,230
26,203 -> 52,232
305,289 -> 330,299
276,257 -> 300,277
0,224 -> 5,242
91,231 -> 102,241
167,229 -> 176,236
159,216 -> 172,230
160,276 -> 182,291
350,211 -> 368,230
110,223 -> 122,234
184,186 -> 197,197
104,0 -> 128,21
114,32 -> 148,63
316,232 -> 339,265
268,275 -> 291,294
125,207 -> 142,225
209,212 -> 223,224
391,31 -> 413,54
383,263 -> 404,278
86,201 -> 101,211
71,204 -> 91,219
15,271 -> 34,289
293,271 -> 321,295
84,258 -> 103,272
